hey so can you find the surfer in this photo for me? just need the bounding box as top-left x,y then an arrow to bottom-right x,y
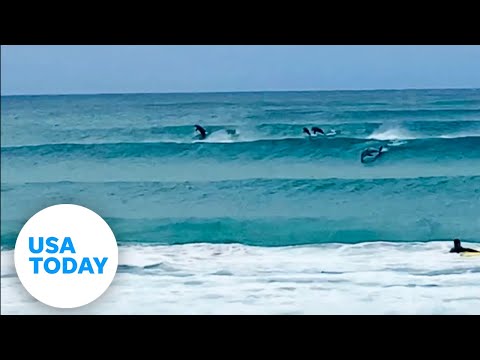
449,239 -> 479,253
360,146 -> 383,163
194,124 -> 207,140
303,127 -> 312,136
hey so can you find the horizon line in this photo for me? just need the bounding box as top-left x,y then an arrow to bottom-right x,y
2,86 -> 479,97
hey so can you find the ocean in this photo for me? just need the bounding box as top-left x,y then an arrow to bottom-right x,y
1,89 -> 480,314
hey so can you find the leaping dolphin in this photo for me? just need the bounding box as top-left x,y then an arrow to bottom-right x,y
361,146 -> 384,163
194,124 -> 207,139
311,127 -> 325,135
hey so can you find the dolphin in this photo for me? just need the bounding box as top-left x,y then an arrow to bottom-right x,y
361,146 -> 384,163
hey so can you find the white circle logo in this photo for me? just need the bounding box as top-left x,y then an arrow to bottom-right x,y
14,204 -> 118,309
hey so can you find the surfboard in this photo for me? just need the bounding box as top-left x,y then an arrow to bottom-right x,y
460,252 -> 480,257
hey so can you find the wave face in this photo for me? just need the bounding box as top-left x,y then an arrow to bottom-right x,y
2,89 -> 480,250
3,135 -> 480,163
1,176 -> 479,249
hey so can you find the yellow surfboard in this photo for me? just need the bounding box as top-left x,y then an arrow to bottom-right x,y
460,252 -> 480,257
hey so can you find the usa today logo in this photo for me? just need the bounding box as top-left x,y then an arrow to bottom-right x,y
14,204 -> 118,309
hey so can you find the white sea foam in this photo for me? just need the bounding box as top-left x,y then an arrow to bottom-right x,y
438,131 -> 480,139
367,126 -> 417,141
368,124 -> 480,142
2,241 -> 479,315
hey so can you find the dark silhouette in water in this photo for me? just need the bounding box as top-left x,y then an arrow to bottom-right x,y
194,125 -> 207,139
449,239 -> 479,253
303,126 -> 336,137
361,146 -> 383,163
311,127 -> 325,135
303,127 -> 312,136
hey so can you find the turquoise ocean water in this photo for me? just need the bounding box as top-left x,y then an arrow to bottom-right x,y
1,89 -> 480,314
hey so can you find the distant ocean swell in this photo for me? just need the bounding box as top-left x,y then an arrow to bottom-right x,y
245,108 -> 480,121
3,120 -> 480,145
